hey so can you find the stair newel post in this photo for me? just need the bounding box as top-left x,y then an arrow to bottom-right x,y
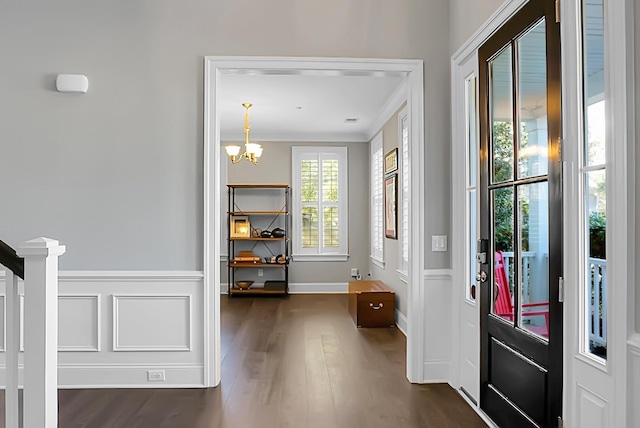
5,268 -> 20,428
17,238 -> 66,428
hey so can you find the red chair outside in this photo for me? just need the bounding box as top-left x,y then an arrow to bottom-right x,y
494,251 -> 549,338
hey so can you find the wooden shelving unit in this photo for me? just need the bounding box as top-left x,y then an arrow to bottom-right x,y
227,183 -> 290,296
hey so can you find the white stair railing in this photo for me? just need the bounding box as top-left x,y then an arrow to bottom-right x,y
3,237 -> 65,428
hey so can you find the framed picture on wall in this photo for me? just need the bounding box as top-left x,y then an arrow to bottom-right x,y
385,148 -> 398,175
385,174 -> 397,239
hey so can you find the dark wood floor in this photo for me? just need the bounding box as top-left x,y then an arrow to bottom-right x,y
2,294 -> 487,428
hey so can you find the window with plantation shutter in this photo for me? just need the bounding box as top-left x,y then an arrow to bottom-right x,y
398,108 -> 409,278
370,133 -> 384,266
292,146 -> 348,261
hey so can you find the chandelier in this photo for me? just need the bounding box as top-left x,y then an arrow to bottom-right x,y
225,103 -> 263,165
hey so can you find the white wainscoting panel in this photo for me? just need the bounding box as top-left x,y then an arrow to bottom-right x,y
0,271 -> 204,388
629,334 -> 640,428
113,295 -> 192,352
59,295 -> 100,352
422,269 -> 453,383
576,384 -> 609,428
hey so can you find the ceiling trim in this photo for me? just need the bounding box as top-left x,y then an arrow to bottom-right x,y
219,131 -> 369,143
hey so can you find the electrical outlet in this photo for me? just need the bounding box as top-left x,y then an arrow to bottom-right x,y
258,269 -> 264,277
147,370 -> 165,382
351,268 -> 359,276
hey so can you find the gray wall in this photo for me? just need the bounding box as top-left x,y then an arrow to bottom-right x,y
0,0 -> 451,271
221,141 -> 369,285
370,105 -> 409,315
449,0 -> 506,54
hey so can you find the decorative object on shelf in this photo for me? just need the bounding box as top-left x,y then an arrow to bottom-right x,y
224,103 -> 263,165
385,174 -> 398,239
260,230 -> 272,238
233,251 -> 261,263
385,148 -> 398,175
235,280 -> 254,290
251,227 -> 262,238
271,228 -> 286,238
231,215 -> 251,238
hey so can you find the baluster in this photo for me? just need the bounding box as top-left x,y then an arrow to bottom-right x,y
5,269 -> 20,428
600,262 -> 607,343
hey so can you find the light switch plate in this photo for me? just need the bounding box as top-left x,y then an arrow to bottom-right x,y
432,235 -> 448,252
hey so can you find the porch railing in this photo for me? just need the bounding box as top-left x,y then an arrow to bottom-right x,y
1,238 -> 65,428
588,257 -> 607,348
501,252 -> 607,348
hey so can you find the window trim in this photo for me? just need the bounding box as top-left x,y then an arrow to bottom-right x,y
291,146 -> 349,261
370,133 -> 385,267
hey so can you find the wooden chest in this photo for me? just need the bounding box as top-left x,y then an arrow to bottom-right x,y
348,280 -> 395,328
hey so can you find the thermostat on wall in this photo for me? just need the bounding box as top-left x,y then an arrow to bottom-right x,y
56,74 -> 89,93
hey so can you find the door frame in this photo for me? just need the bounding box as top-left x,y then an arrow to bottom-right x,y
560,0 -> 635,426
203,56 -> 425,386
452,0 -> 636,426
450,0 -> 530,413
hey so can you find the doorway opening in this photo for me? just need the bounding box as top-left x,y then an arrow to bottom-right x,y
203,57 -> 425,386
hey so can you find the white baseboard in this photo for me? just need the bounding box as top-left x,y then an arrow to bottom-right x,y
423,360 -> 451,383
220,282 -> 348,294
289,282 -> 348,294
395,309 -> 408,336
457,389 -> 499,428
0,364 -> 204,389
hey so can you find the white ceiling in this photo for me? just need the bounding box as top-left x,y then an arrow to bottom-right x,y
218,72 -> 406,143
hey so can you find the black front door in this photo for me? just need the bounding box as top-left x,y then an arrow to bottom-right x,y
478,1 -> 562,427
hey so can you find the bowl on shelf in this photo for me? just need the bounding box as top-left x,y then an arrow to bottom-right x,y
235,280 -> 254,290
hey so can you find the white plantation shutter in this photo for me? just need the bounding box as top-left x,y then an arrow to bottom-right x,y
292,146 -> 348,261
398,109 -> 409,276
371,133 -> 384,264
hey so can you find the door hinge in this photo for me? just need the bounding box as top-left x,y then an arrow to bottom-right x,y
555,0 -> 561,23
558,137 -> 564,162
558,416 -> 564,428
558,277 -> 564,303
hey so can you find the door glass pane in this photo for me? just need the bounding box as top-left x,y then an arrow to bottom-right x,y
467,77 -> 478,186
490,48 -> 514,183
518,182 -> 550,339
517,20 -> 549,179
468,190 -> 478,301
492,187 -> 514,319
586,170 -> 607,358
583,0 -> 605,166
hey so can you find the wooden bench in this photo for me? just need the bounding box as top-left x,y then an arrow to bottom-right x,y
348,280 -> 395,328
